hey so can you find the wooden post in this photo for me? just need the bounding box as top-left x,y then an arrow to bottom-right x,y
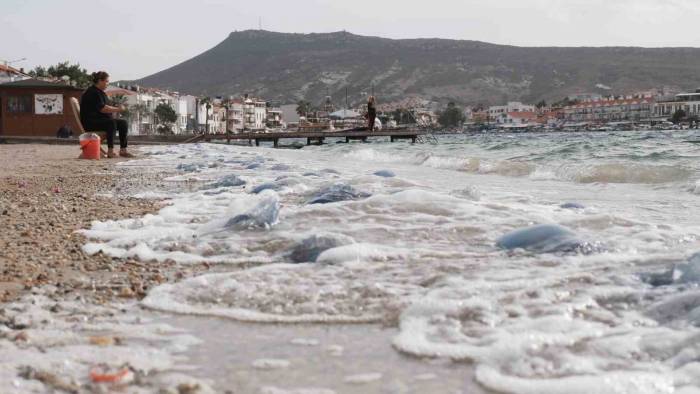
255,139 -> 260,147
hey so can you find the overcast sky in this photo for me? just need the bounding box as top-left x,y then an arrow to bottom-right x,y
3,0 -> 700,80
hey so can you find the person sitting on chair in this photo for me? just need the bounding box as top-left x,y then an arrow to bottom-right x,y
80,71 -> 133,158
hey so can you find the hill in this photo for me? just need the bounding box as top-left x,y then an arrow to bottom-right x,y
136,30 -> 700,106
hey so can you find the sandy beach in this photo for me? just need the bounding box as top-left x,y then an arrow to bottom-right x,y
0,144 -> 210,303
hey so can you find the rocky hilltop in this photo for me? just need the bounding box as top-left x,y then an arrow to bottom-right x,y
137,30 -> 700,105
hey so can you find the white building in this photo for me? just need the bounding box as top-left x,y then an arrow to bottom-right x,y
0,64 -> 29,84
244,97 -> 267,130
105,86 -> 156,135
654,90 -> 700,119
488,102 -> 536,123
266,103 -> 284,128
226,99 -> 244,133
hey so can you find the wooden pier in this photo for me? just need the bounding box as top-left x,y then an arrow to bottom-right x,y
197,127 -> 427,147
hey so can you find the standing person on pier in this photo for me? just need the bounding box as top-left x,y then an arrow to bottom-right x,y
367,96 -> 377,132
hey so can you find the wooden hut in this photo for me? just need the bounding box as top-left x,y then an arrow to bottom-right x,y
0,78 -> 84,137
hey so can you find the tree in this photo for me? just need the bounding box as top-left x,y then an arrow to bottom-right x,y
296,100 -> 311,117
671,108 -> 687,125
29,61 -> 91,88
536,100 -> 547,109
437,102 -> 466,128
110,94 -> 131,121
154,103 -> 178,134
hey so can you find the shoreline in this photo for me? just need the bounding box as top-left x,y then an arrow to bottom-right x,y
0,144 -> 211,303
0,143 -> 489,393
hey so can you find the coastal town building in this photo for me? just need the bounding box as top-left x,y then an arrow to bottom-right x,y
266,101 -> 284,128
488,102 -> 535,123
107,85 -> 197,135
0,78 -> 84,137
562,96 -> 655,123
226,98 -> 244,133
0,64 -> 30,84
196,99 -> 227,134
244,97 -> 267,130
654,89 -> 700,119
503,111 -> 538,125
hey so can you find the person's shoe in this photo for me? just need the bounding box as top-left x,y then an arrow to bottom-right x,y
107,150 -> 118,159
119,150 -> 135,158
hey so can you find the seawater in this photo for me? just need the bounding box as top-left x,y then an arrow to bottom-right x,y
81,131 -> 700,393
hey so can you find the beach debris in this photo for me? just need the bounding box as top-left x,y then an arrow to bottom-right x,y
119,287 -> 136,298
560,202 -> 585,209
18,180 -> 28,188
89,335 -> 121,346
373,170 -> 396,178
13,331 -> 29,342
496,224 -> 586,254
289,233 -> 355,263
225,191 -> 280,230
19,366 -> 79,394
271,164 -> 291,171
308,183 -> 370,204
252,182 -> 277,194
674,252 -> 700,284
176,163 -> 205,172
450,186 -> 481,201
203,174 -> 246,189
177,382 -> 202,394
89,364 -> 133,384
51,186 -> 61,194
646,290 -> 700,326
644,252 -> 700,287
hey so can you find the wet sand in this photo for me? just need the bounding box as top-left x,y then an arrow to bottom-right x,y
160,313 -> 490,394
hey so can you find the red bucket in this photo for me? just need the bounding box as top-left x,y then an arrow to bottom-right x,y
79,133 -> 101,160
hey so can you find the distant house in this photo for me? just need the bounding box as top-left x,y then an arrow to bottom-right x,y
226,98 -> 244,133
504,111 -> 538,125
244,98 -> 267,130
266,101 -> 284,128
0,64 -> 30,84
0,78 -> 83,137
488,102 -> 536,123
654,89 -> 700,119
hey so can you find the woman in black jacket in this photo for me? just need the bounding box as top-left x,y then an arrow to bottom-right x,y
80,71 -> 133,158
